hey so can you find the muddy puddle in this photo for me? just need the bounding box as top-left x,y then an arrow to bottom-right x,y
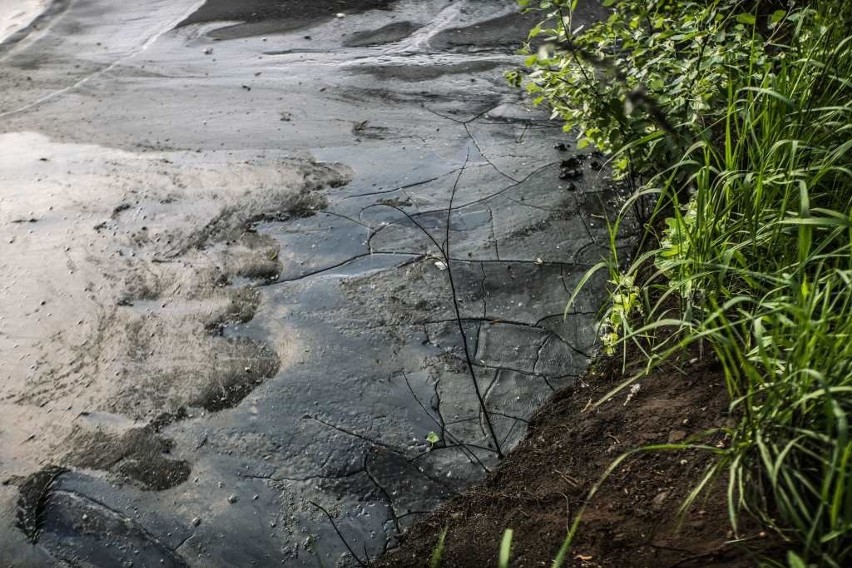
0,1 -> 622,566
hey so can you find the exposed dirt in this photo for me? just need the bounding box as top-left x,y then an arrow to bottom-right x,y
378,353 -> 782,567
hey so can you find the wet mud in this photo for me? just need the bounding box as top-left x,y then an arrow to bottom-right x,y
342,21 -> 421,47
354,59 -> 504,82
0,1 -> 623,566
179,0 -> 399,40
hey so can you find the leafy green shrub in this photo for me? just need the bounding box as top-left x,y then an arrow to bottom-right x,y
513,0 -> 791,177
519,0 -> 852,565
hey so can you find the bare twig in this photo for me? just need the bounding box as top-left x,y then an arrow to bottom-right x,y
310,501 -> 369,568
362,452 -> 401,536
308,415 -> 400,453
400,372 -> 492,472
377,153 -> 504,458
443,153 -> 504,458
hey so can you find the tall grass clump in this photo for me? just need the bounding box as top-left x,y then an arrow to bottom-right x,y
517,0 -> 852,564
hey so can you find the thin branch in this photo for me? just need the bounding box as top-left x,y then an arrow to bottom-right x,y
310,501 -> 369,568
374,156 -> 506,458
401,372 -> 491,472
362,452 -> 401,537
443,152 -> 504,458
308,415 -> 401,453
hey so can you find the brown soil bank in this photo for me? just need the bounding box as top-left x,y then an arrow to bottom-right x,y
378,354 -> 783,567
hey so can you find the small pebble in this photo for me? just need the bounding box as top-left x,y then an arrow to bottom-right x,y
559,167 -> 583,180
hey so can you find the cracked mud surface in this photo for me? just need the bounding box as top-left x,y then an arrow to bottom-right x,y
0,1 -> 623,566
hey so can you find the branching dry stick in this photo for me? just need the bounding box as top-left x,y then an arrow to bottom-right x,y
443,155 -> 504,459
379,155 -> 504,459
309,415 -> 401,453
310,501 -> 369,568
362,452 -> 401,537
383,200 -> 503,458
401,371 -> 492,472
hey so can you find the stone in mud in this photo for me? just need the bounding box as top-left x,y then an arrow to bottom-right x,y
483,368 -> 574,447
560,156 -> 583,169
559,167 -> 583,180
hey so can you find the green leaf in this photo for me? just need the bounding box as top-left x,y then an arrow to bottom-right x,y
735,13 -> 756,25
770,10 -> 786,25
786,551 -> 807,568
430,528 -> 448,568
426,431 -> 440,445
499,529 -> 514,568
